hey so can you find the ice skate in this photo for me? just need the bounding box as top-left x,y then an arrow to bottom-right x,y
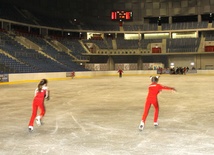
36,116 -> 42,126
154,122 -> 159,127
28,126 -> 33,132
139,121 -> 144,131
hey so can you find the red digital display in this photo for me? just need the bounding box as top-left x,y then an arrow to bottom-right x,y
111,11 -> 133,21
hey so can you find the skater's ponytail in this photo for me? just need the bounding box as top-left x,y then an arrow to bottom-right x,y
39,79 -> 48,86
38,83 -> 43,92
37,78 -> 48,92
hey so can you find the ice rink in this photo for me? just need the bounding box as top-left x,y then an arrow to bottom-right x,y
0,74 -> 214,155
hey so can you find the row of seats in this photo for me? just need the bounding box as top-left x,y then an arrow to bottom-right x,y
0,31 -> 88,73
57,38 -> 86,58
123,22 -> 208,31
84,37 -> 199,52
0,28 -> 208,73
82,38 -> 163,50
0,53 -> 37,73
166,38 -> 200,52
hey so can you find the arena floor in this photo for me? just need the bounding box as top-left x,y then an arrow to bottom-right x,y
0,74 -> 214,155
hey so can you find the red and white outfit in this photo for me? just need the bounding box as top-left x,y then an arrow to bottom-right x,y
28,85 -> 48,127
141,82 -> 174,124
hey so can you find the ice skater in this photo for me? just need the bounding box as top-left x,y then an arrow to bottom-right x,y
28,79 -> 50,131
139,76 -> 176,131
71,71 -> 75,79
118,69 -> 123,78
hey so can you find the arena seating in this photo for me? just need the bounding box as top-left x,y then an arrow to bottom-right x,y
166,38 -> 200,52
162,21 -> 208,30
0,52 -> 37,73
57,38 -> 87,58
0,2 -> 213,73
0,31 -> 87,72
116,38 -> 139,49
82,39 -> 109,49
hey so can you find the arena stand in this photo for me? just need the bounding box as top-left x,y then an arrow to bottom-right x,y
0,1 -> 214,78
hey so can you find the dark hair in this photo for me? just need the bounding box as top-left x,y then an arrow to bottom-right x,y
37,83 -> 43,92
39,79 -> 48,85
150,76 -> 159,83
37,79 -> 48,92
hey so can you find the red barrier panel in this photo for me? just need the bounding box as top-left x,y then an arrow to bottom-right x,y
152,47 -> 161,53
205,46 -> 214,52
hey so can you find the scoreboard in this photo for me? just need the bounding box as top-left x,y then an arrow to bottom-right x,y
111,11 -> 133,21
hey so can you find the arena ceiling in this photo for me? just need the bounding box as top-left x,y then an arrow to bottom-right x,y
0,0 -> 214,22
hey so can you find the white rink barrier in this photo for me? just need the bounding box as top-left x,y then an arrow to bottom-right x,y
3,70 -> 214,83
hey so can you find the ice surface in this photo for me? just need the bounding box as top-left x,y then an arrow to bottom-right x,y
0,75 -> 214,155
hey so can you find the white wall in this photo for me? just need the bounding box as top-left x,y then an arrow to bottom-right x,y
7,70 -> 157,82
8,72 -> 66,82
6,70 -> 214,83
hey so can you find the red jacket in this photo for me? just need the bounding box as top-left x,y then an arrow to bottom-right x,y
146,82 -> 174,101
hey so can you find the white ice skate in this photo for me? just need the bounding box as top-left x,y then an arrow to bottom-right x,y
36,116 -> 42,126
154,122 -> 159,127
28,126 -> 33,132
139,121 -> 144,131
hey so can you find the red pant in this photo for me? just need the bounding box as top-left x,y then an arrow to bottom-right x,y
28,98 -> 45,126
142,99 -> 159,123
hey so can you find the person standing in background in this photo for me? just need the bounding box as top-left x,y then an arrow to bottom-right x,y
118,69 -> 123,78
